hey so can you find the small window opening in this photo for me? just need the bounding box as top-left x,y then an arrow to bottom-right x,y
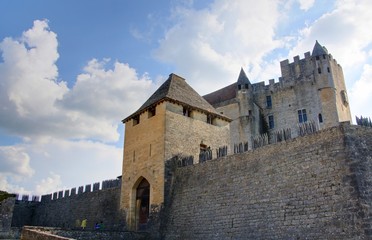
323,54 -> 326,59
133,115 -> 140,126
133,151 -> 136,162
149,144 -> 152,156
148,106 -> 156,118
268,115 -> 274,129
318,113 -> 323,123
207,115 -> 213,124
245,84 -> 249,89
316,56 -> 320,60
183,107 -> 191,117
318,68 -> 321,74
327,67 -> 330,73
266,96 -> 272,108
238,85 -> 242,90
298,109 -> 307,123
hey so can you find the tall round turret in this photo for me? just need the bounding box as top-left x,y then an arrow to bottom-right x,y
312,41 -> 351,128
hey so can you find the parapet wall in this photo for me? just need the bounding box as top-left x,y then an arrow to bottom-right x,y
163,124 -> 372,239
15,178 -> 121,203
11,179 -> 125,231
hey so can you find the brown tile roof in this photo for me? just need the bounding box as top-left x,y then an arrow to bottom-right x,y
203,82 -> 237,106
123,73 -> 231,122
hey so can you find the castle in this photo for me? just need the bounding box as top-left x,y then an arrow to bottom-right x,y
120,41 -> 352,231
2,41 -> 371,240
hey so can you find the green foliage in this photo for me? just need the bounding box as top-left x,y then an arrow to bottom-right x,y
0,191 -> 16,202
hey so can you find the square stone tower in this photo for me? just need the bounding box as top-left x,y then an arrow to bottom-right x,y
120,73 -> 230,230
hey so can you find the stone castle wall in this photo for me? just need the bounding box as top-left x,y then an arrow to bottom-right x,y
163,124 -> 372,239
11,179 -> 125,231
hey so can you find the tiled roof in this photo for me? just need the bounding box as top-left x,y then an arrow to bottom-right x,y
123,73 -> 230,122
203,83 -> 237,106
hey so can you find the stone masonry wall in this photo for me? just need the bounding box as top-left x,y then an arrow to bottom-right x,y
0,197 -> 15,232
163,124 -> 372,239
12,185 -> 125,231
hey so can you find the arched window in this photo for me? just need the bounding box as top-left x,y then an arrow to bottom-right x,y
318,113 -> 323,123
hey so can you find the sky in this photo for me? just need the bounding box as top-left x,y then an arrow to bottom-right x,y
1,0 -> 372,197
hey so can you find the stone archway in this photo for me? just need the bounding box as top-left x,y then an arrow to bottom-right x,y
135,178 -> 150,231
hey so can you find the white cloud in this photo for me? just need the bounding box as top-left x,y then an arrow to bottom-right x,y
35,172 -> 63,196
349,64 -> 372,118
0,175 -> 30,195
288,0 -> 372,69
0,145 -> 33,194
59,58 -> 154,125
286,0 -> 372,118
0,146 -> 34,177
0,20 -> 156,143
0,20 -> 155,194
27,138 -> 123,194
298,0 -> 315,11
154,0 -> 283,94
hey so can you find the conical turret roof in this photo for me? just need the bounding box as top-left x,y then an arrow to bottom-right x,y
312,40 -> 328,57
237,68 -> 251,85
123,73 -> 230,122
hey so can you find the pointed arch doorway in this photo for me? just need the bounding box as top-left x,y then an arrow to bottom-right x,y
135,178 -> 150,230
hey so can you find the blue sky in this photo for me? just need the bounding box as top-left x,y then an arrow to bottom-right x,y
1,0 -> 372,196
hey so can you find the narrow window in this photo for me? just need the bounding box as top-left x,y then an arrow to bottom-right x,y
323,54 -> 326,59
268,115 -> 274,129
207,115 -> 213,124
298,109 -> 307,123
149,144 -> 152,156
327,67 -> 330,73
133,115 -> 140,126
245,84 -> 249,89
318,113 -> 323,123
316,56 -> 320,60
238,85 -> 242,90
318,68 -> 321,74
183,107 -> 191,117
148,106 -> 156,118
266,96 -> 272,108
133,151 -> 136,162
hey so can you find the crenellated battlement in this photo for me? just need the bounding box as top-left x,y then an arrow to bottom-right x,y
14,178 -> 121,203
